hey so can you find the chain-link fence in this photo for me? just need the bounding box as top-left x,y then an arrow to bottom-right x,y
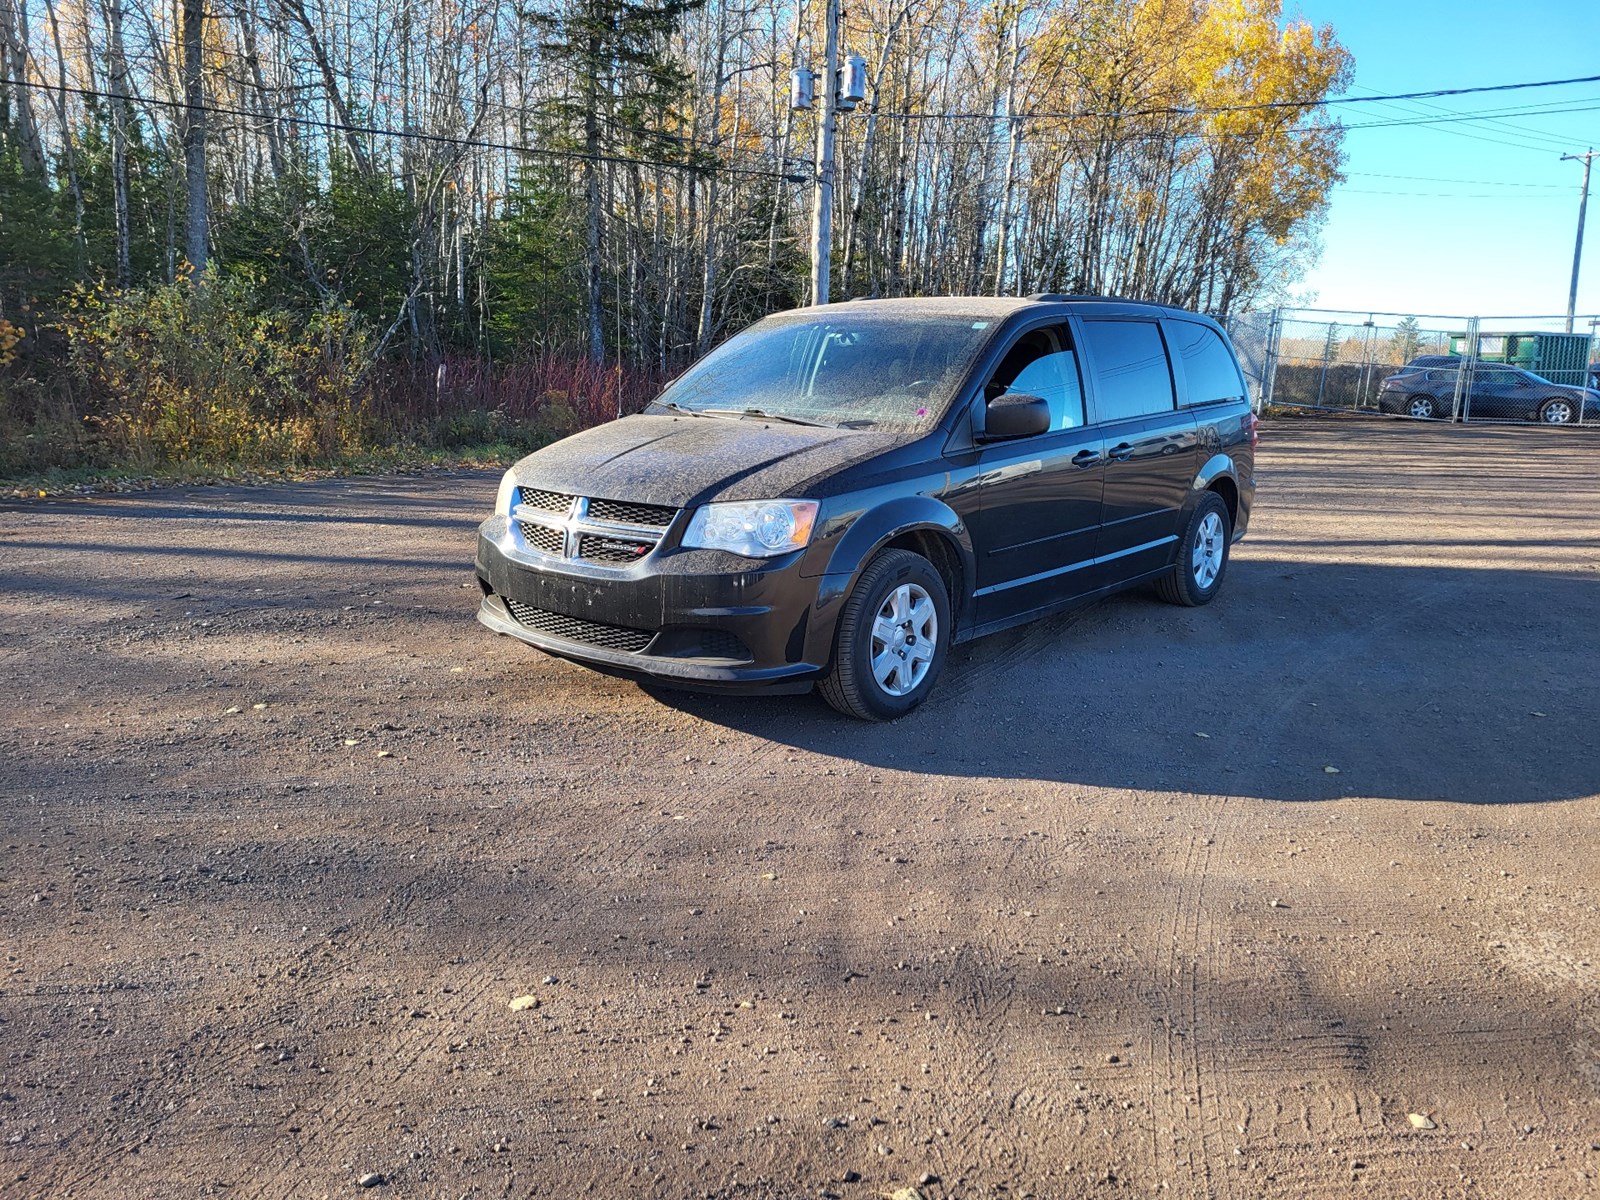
1229,308 -> 1600,427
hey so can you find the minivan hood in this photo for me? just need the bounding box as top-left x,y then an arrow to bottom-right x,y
512,413 -> 901,508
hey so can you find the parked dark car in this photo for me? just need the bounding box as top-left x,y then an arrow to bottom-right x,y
1377,356 -> 1600,423
475,295 -> 1257,719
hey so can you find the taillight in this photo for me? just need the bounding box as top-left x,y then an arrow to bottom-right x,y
1246,411 -> 1259,448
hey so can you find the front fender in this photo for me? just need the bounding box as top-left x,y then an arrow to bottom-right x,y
804,494 -> 976,629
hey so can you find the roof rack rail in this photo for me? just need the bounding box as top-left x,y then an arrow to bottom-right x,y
1027,292 -> 1152,304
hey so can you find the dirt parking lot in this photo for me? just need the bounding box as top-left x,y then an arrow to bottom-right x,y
2,420 -> 1598,1199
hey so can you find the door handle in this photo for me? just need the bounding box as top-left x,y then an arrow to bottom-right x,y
1071,449 -> 1101,468
1109,442 -> 1135,461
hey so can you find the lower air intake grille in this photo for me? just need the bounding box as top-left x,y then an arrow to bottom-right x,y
697,629 -> 750,661
503,598 -> 654,653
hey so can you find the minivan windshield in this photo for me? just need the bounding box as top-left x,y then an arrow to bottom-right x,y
649,312 -> 994,431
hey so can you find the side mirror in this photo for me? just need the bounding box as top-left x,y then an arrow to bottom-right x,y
981,392 -> 1051,440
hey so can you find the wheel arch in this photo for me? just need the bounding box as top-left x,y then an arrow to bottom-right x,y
1191,453 -> 1240,527
816,496 -> 975,632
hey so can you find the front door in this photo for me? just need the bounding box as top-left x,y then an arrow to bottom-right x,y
966,324 -> 1107,626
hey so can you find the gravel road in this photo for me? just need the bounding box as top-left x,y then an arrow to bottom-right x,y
2,421 -> 1598,1199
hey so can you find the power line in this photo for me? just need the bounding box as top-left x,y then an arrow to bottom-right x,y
1346,170 -> 1575,189
113,44 -> 789,173
1348,83 -> 1587,151
5,76 -> 806,182
1337,188 -> 1570,200
875,72 -> 1600,122
1336,100 -> 1600,134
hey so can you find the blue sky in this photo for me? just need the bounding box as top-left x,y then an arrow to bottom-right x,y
1288,0 -> 1600,321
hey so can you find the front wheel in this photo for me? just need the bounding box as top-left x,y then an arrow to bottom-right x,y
820,549 -> 951,721
1156,493 -> 1232,608
1539,398 -> 1575,424
1405,395 -> 1438,420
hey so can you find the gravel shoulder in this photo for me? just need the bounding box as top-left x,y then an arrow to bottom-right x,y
2,420 -> 1598,1198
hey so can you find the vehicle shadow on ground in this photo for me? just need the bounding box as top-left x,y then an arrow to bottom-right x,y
646,557 -> 1600,805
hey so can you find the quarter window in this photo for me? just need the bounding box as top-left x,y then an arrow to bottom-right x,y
1167,321 -> 1246,406
1079,320 -> 1175,421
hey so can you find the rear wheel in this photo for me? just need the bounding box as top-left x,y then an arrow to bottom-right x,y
1539,398 -> 1575,424
1156,493 -> 1232,608
820,549 -> 950,721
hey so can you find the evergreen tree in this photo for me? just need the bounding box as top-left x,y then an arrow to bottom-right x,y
530,0 -> 702,361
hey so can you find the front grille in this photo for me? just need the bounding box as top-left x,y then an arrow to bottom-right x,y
579,535 -> 653,564
588,498 -> 676,528
509,489 -> 679,565
518,487 -> 574,513
518,522 -> 565,556
503,598 -> 654,653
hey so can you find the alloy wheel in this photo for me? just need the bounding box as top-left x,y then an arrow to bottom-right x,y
1192,512 -> 1225,590
870,583 -> 938,697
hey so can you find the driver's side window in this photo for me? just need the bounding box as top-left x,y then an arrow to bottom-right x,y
984,325 -> 1086,432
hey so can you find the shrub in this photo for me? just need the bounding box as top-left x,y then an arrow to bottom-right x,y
60,274 -> 375,468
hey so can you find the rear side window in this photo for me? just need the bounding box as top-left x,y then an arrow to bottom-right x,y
1167,321 -> 1246,406
1079,320 -> 1175,421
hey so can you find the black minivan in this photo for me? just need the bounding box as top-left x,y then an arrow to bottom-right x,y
475,295 -> 1257,719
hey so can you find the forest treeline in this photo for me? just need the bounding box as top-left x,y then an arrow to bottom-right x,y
0,0 -> 1349,478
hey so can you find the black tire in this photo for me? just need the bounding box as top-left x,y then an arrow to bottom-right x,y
1538,397 -> 1575,425
1155,492 -> 1232,608
819,549 -> 951,721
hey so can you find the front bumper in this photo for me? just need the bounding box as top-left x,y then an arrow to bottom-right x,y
474,515 -> 843,693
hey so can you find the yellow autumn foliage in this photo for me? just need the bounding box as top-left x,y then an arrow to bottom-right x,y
59,276 -> 376,468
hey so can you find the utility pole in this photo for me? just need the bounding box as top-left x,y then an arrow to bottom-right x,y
810,0 -> 840,306
792,2 -> 865,306
1561,149 -> 1594,334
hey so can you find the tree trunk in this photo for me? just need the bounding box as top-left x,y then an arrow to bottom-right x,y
280,0 -> 374,175
695,0 -> 731,355
0,0 -> 46,175
104,0 -> 133,285
181,0 -> 208,278
40,0 -> 87,274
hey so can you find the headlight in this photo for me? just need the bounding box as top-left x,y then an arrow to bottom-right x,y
495,469 -> 518,516
683,500 -> 819,558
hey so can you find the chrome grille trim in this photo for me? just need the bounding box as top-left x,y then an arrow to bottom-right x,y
505,490 -> 679,566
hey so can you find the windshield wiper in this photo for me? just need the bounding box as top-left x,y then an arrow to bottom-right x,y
652,400 -> 713,418
700,407 -> 835,428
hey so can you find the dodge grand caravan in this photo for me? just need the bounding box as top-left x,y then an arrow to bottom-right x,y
476,295 -> 1257,719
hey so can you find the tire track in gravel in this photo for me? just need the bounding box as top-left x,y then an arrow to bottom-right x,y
229,711 -> 799,1199
914,778 -> 1075,1191
1137,793 -> 1231,1200
942,606 -> 1095,703
923,936 -> 1025,1188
